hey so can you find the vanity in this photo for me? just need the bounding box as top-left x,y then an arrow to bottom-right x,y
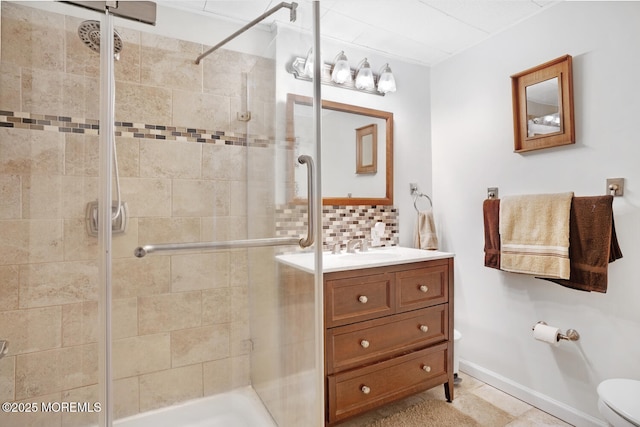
277,247 -> 455,425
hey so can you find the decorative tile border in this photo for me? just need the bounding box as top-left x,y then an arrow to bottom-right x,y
0,110 -> 273,147
276,204 -> 399,250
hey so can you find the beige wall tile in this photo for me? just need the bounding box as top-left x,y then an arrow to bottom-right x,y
172,179 -> 228,217
138,291 -> 202,335
120,178 -> 171,218
115,81 -> 172,125
202,288 -> 232,325
172,90 -> 230,130
200,216 -> 247,241
115,137 -> 140,178
113,376 -> 140,419
64,134 -> 99,177
1,3 -> 65,72
0,265 -> 19,311
0,128 -> 64,175
229,180 -> 247,217
22,68 -> 64,116
62,73 -> 99,119
113,333 -> 170,379
63,218 -> 98,261
171,253 -> 229,292
203,355 -> 250,396
60,385 -> 100,427
139,139 -> 202,179
0,62 -> 21,111
0,220 -> 63,266
202,144 -> 246,181
229,250 -> 249,287
22,175 -> 62,219
171,324 -> 230,367
202,49 -> 252,98
140,44 -> 202,91
230,320 -> 251,357
112,257 -> 170,298
0,355 -> 15,401
14,344 -> 96,400
0,175 -> 21,219
112,217 -> 139,259
114,27 -> 142,84
64,16 -> 100,79
137,217 -> 200,245
62,301 -> 97,347
1,306 -> 61,354
61,176 -> 99,220
113,297 -> 138,339
138,364 -> 203,412
19,260 -> 97,308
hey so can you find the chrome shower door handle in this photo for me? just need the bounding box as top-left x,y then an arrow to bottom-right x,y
298,154 -> 315,248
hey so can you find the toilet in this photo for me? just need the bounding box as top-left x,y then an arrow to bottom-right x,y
597,379 -> 640,427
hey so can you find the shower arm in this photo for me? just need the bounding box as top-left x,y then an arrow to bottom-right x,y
195,2 -> 298,65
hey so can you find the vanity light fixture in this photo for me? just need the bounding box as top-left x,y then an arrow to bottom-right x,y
331,51 -> 352,84
287,51 -> 395,96
354,58 -> 375,91
377,63 -> 396,94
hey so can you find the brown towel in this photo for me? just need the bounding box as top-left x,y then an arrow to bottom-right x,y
483,199 -> 501,269
483,196 -> 622,292
539,195 -> 622,293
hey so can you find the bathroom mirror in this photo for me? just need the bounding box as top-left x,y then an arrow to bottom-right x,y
287,93 -> 393,205
511,55 -> 575,152
356,124 -> 377,174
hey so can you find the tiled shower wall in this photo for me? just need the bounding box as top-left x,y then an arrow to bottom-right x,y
0,3 -> 273,425
0,2 -> 399,425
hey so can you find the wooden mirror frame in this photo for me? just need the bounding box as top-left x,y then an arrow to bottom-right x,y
355,124 -> 378,174
511,55 -> 575,153
286,93 -> 393,206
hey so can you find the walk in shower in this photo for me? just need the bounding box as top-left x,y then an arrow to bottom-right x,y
0,1 -> 323,426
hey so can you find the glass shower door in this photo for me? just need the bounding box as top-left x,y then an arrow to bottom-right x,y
0,2 -> 107,426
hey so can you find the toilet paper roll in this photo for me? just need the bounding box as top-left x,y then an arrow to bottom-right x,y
533,323 -> 561,346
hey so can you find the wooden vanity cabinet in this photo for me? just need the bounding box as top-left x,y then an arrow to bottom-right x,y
324,257 -> 454,425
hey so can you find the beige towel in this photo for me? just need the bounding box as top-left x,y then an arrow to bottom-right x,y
414,210 -> 438,250
499,192 -> 573,279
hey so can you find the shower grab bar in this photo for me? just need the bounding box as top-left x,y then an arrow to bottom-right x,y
134,154 -> 315,258
195,2 -> 298,65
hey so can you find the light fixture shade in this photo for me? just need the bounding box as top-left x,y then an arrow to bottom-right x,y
331,51 -> 352,84
377,63 -> 396,93
355,58 -> 375,90
303,48 -> 314,77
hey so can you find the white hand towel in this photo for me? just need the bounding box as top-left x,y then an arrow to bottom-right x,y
414,210 -> 438,250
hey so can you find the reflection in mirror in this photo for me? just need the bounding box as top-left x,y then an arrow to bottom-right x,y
356,124 -> 377,174
526,77 -> 560,137
287,94 -> 393,205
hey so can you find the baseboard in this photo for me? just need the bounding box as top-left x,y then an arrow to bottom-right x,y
459,359 -> 607,427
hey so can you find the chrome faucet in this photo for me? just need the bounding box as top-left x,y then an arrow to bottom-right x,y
346,239 -> 369,253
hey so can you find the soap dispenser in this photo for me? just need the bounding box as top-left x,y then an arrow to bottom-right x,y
371,222 -> 386,246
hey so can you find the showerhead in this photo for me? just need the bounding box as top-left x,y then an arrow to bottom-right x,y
77,20 -> 123,55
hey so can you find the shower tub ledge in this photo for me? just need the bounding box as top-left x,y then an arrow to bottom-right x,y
115,386 -> 277,427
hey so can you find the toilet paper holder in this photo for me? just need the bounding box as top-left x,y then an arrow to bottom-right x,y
532,321 -> 580,341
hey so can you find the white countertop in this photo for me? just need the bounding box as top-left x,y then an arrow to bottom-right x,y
276,246 -> 454,274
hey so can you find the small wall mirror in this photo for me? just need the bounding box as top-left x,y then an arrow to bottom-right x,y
287,93 -> 393,205
511,55 -> 575,152
356,124 -> 377,174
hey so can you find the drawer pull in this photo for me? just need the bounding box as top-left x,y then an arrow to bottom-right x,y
419,285 -> 429,293
420,325 -> 429,333
422,365 -> 432,373
361,385 -> 371,394
358,295 -> 368,304
360,339 -> 370,348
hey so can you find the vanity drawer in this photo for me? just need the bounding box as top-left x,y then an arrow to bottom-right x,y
396,262 -> 449,312
327,343 -> 448,423
326,305 -> 448,374
325,273 -> 395,327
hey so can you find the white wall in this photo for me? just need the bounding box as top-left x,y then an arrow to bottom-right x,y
431,2 -> 640,425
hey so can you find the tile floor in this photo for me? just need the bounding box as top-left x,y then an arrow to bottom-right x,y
338,371 -> 574,426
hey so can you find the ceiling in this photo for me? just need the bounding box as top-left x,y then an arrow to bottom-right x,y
160,0 -> 559,66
